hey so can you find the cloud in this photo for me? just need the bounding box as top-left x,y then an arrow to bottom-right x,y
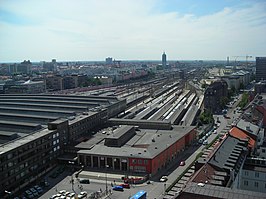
0,0 -> 265,61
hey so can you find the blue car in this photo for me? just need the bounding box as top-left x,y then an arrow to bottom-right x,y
112,185 -> 124,191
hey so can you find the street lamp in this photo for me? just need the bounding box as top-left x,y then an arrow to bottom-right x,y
105,165 -> 109,195
68,161 -> 75,193
71,175 -> 75,192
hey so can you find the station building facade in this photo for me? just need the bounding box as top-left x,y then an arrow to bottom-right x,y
77,125 -> 197,175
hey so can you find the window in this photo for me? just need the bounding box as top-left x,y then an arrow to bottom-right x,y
255,182 -> 258,188
138,159 -> 142,164
255,172 -> 259,178
262,149 -> 266,153
132,159 -> 136,164
7,153 -> 13,159
244,181 -> 248,186
244,171 -> 249,176
8,162 -> 13,167
144,160 -> 148,165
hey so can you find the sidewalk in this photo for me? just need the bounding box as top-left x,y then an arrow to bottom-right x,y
78,170 -> 144,184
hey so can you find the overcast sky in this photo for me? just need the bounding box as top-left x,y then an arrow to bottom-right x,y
0,0 -> 266,62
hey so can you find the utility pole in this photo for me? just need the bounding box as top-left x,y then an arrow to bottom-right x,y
105,165 -> 109,195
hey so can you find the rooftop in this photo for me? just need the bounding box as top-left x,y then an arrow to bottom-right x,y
180,182 -> 266,199
236,119 -> 260,137
0,94 -> 122,151
208,135 -> 247,171
229,127 -> 255,149
78,125 -> 195,159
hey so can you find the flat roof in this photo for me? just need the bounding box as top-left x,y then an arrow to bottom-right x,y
0,131 -> 18,136
109,118 -> 171,125
236,119 -> 260,136
0,128 -> 51,155
78,125 -> 195,159
107,125 -> 134,139
0,120 -> 42,127
0,101 -> 89,110
0,112 -> 58,120
0,106 -> 76,115
0,98 -> 100,106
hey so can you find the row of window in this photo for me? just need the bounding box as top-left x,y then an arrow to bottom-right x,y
244,171 -> 264,178
0,143 -> 58,173
243,180 -> 266,188
132,159 -> 148,165
0,135 -> 52,164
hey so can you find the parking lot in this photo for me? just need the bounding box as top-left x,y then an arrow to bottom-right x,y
28,167 -> 155,199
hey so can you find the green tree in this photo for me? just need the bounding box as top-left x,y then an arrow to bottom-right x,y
199,110 -> 213,124
220,96 -> 229,108
239,92 -> 249,109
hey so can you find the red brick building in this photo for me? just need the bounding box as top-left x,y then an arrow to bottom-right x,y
77,125 -> 197,175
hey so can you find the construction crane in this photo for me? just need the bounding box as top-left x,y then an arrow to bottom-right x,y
231,55 -> 252,69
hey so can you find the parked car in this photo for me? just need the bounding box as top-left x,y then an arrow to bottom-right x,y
25,190 -> 34,198
223,114 -> 230,119
68,193 -> 75,197
80,191 -> 88,196
59,190 -> 66,195
203,140 -> 208,145
79,178 -> 90,184
50,194 -> 58,199
180,161 -> 186,166
65,191 -> 70,196
25,190 -> 32,195
34,185 -> 43,193
25,190 -> 34,199
159,176 -> 168,182
77,194 -> 85,199
112,185 -> 124,191
119,183 -> 130,189
30,188 -> 38,197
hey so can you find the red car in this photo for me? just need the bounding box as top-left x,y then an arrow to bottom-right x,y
223,114 -> 231,119
119,183 -> 130,189
180,161 -> 185,166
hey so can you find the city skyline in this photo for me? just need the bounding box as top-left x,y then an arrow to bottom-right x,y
0,0 -> 266,62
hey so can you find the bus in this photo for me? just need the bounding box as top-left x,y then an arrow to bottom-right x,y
130,190 -> 147,199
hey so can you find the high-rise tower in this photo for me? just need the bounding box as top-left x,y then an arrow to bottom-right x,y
162,52 -> 167,68
227,56 -> 229,65
256,57 -> 266,82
